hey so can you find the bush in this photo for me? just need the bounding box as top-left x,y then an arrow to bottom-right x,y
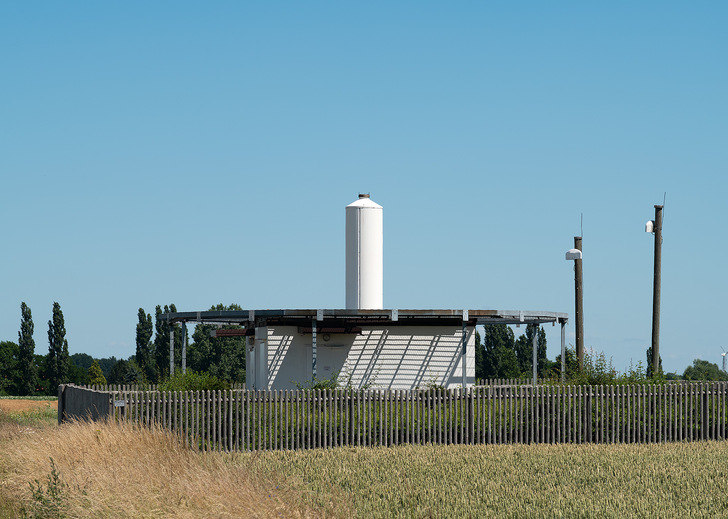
87,361 -> 106,386
293,374 -> 339,390
551,347 -> 659,386
23,458 -> 68,519
683,359 -> 728,381
157,370 -> 230,392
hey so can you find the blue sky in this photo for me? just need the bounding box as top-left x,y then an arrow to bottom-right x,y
1,2 -> 726,374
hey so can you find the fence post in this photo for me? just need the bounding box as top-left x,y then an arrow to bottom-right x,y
702,384 -> 707,441
57,385 -> 65,425
468,387 -> 475,445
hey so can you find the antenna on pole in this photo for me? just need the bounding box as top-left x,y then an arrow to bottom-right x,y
580,213 -> 583,237
722,347 -> 727,372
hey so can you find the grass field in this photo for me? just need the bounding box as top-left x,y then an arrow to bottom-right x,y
2,404 -> 728,518
246,442 -> 728,518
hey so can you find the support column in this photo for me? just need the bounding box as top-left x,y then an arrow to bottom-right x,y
246,338 -> 255,390
182,322 -> 187,374
651,205 -> 663,376
532,324 -> 538,385
254,324 -> 268,390
169,323 -> 175,376
312,318 -> 317,380
461,319 -> 467,387
561,320 -> 566,383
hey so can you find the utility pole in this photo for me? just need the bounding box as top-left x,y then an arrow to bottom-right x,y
574,236 -> 584,371
651,205 -> 663,376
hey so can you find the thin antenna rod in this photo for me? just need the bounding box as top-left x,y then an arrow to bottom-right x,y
580,213 -> 583,237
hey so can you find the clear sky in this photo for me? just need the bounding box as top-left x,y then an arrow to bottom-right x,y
2,2 -> 726,375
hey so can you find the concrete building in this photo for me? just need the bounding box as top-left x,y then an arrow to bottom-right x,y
163,308 -> 566,390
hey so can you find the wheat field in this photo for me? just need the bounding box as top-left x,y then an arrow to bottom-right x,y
246,441 -> 728,518
3,406 -> 728,518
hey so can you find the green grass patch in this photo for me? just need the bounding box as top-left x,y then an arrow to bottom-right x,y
0,407 -> 57,428
0,396 -> 57,401
10,408 -> 57,428
240,441 -> 728,518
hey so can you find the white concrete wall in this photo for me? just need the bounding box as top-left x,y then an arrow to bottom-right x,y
255,325 -> 475,390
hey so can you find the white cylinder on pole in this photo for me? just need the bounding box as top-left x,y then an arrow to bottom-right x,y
346,194 -> 383,309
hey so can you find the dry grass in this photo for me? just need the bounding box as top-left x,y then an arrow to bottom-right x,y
0,410 -> 327,518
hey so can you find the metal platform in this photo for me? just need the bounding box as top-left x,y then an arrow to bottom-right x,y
161,308 -> 568,327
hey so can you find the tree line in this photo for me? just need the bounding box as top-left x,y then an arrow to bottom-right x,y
474,323 -> 728,384
0,302 -> 245,396
2,303 -> 727,396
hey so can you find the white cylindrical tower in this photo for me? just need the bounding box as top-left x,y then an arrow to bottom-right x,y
346,194 -> 383,309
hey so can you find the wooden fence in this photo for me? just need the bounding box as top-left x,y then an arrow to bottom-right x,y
477,378 -> 551,386
81,383 -> 246,392
102,383 -> 728,452
476,378 -> 705,386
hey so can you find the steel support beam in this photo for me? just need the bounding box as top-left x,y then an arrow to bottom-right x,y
461,320 -> 467,387
561,320 -> 566,383
169,324 -> 174,376
182,322 -> 187,374
312,318 -> 317,379
532,324 -> 538,385
254,324 -> 268,390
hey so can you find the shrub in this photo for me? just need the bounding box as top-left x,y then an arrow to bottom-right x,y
550,347 -> 660,386
157,370 -> 230,392
23,458 -> 68,519
87,361 -> 106,386
293,373 -> 340,390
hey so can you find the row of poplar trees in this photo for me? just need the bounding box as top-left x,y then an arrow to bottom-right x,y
132,303 -> 246,385
2,301 -> 247,395
475,324 -> 555,380
3,302 -> 70,395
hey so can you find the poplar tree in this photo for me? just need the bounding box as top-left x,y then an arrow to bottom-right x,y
154,305 -> 170,380
154,304 -> 183,380
136,308 -> 154,381
188,303 -> 246,383
17,302 -> 37,395
482,324 -> 520,379
47,302 -> 70,390
514,325 -> 548,377
0,341 -> 20,394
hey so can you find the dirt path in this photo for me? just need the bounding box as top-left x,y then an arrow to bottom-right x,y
0,400 -> 58,413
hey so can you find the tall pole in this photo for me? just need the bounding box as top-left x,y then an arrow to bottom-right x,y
651,205 -> 663,376
574,236 -> 584,371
